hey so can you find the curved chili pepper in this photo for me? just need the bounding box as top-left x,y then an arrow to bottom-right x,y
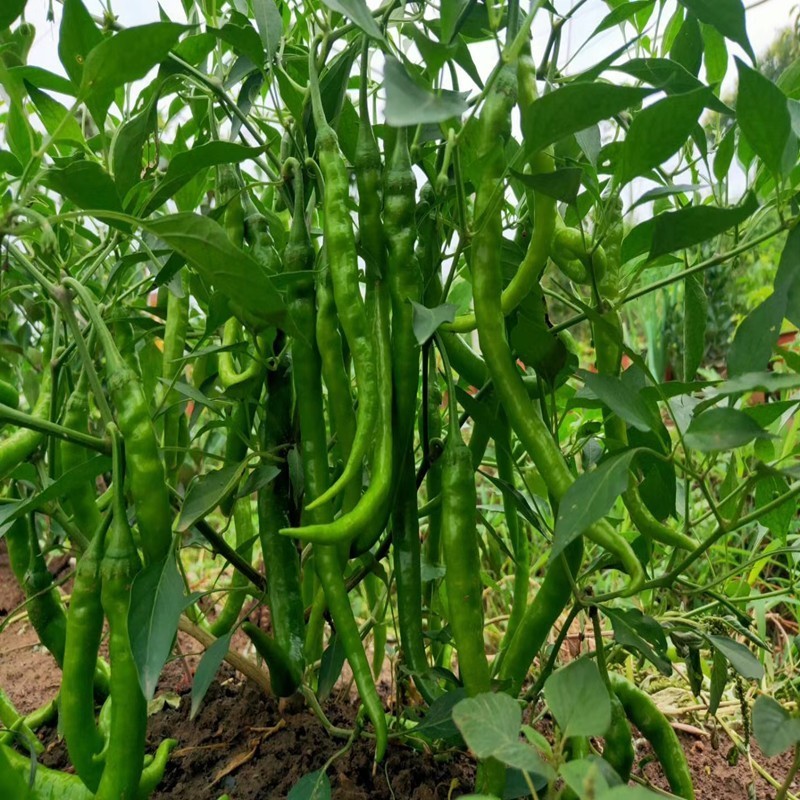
602,692 -> 635,782
0,357 -> 51,481
95,424 -> 146,800
282,153 -> 388,759
467,65 -> 644,597
60,372 -> 102,536
609,673 -> 695,798
62,278 -> 172,565
62,515 -> 110,791
301,47 -> 379,512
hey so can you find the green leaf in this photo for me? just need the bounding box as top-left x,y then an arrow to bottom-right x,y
708,648 -> 728,717
521,84 -> 651,155
452,693 -> 555,779
603,607 -> 672,676
560,757 -> 617,797
511,167 -> 583,203
176,464 -> 244,532
735,58 -> 791,176
8,66 -> 77,96
631,183 -> 702,210
598,787 -> 666,800
553,450 -> 638,559
0,455 -> 111,532
288,770 -> 332,800
319,0 -> 383,41
752,696 -> 800,757
678,0 -> 753,61
129,552 -> 189,700
251,0 -> 283,59
714,125 -> 736,182
146,142 -> 266,212
718,370 -> 800,396
702,23 -> 728,86
141,213 -> 287,328
209,22 -> 265,65
411,301 -> 457,345
80,22 -> 186,110
441,0 -> 472,43
670,13 -> 703,76
317,635 -> 346,701
190,632 -> 232,719
112,97 -> 159,203
24,81 -> 85,146
755,475 -> 793,538
0,0 -> 27,29
46,160 -> 124,218
618,88 -> 708,184
707,635 -> 765,680
59,0 -> 102,86
544,659 -> 611,738
682,273 -> 707,380
684,407 -> 771,452
383,56 -> 468,126
647,191 -> 758,260
591,2 -> 654,38
578,371 -> 656,432
727,294 -> 785,377
414,688 -> 468,741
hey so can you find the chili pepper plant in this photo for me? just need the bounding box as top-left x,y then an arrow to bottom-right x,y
0,0 -> 799,798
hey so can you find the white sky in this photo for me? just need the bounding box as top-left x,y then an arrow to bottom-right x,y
24,0 -> 800,92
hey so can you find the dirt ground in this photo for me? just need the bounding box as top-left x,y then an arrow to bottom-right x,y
2,544 -> 799,800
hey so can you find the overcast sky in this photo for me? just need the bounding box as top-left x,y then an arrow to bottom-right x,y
24,0 -> 800,96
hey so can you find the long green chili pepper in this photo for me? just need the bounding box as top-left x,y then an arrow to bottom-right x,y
495,409 -> 529,646
62,278 -> 172,565
282,152 -> 388,759
62,514 -> 111,792
364,572 -> 387,679
281,91 -> 392,549
445,52 -> 556,334
259,359 -> 305,693
437,339 -> 504,796
467,65 -> 644,597
161,275 -> 189,485
609,673 -> 695,799
495,540 -> 583,696
302,46 -> 379,512
95,424 -> 147,800
60,372 -> 102,535
602,692 -> 635,782
0,686 -> 42,754
0,378 -> 19,409
0,358 -> 52,481
23,518 -> 68,668
209,497 -> 256,638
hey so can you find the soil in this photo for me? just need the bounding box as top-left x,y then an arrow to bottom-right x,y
2,544 -> 800,800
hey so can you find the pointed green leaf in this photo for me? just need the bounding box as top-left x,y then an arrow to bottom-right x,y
252,0 -> 283,59
288,770 -> 332,800
678,0 -> 753,61
753,696 -> 800,757
129,552 -> 188,700
411,301 -> 457,345
544,659 -> 611,738
522,83 -> 652,155
553,450 -> 638,559
384,56 -> 468,126
319,0 -> 384,41
0,0 -> 27,30
176,464 -> 245,532
190,632 -> 232,719
736,58 -> 791,176
683,273 -> 707,380
58,0 -> 103,85
619,88 -> 708,184
684,407 -> 771,452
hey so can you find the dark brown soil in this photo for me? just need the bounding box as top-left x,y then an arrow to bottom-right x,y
3,543 -> 800,799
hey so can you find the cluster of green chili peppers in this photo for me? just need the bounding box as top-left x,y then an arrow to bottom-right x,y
0,24 -> 700,800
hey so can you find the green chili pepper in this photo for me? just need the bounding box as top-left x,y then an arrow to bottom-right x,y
208,496 -> 256,638
0,378 -> 19,409
302,48 -> 379,512
438,342 -> 504,796
62,515 -> 110,791
161,274 -> 189,485
550,218 -> 608,286
602,693 -> 635,782
95,424 -> 146,800
496,540 -> 583,696
609,673 -> 695,799
282,148 -> 388,759
63,278 -> 172,565
467,65 -> 644,597
259,359 -> 305,693
60,372 -> 102,536
445,51 -> 556,334
0,359 -> 51,481
0,686 -> 42,754
280,90 -> 392,549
